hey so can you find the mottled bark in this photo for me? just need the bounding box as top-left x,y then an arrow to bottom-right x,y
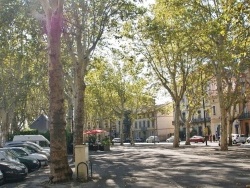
185,121 -> 191,145
216,73 -> 228,151
39,0 -> 72,183
73,75 -> 85,146
173,102 -> 181,148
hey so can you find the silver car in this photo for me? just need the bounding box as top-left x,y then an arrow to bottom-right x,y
146,136 -> 160,143
112,138 -> 121,143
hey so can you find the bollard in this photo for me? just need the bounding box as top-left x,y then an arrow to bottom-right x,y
75,144 -> 89,181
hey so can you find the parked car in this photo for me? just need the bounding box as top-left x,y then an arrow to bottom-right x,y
134,138 -> 143,142
0,170 -> 3,185
146,136 -> 160,143
247,137 -> 250,143
124,138 -> 131,143
112,138 -> 121,143
13,135 -> 50,149
5,147 -> 48,167
0,148 -> 40,172
166,136 -> 181,142
189,136 -> 205,143
0,149 -> 20,163
231,134 -> 247,144
4,141 -> 50,160
0,152 -> 28,182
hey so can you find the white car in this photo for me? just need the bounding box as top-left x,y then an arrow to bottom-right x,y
112,138 -> 121,143
166,136 -> 181,142
247,137 -> 250,143
146,136 -> 160,143
232,134 -> 247,144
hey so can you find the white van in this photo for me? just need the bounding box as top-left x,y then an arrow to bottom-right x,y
13,135 -> 50,149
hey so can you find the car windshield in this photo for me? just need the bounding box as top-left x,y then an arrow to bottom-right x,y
22,145 -> 38,153
21,147 -> 32,154
11,148 -> 28,156
27,142 -> 43,151
8,149 -> 21,157
0,149 -> 19,162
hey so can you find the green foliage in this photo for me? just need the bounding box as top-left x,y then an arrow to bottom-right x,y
101,136 -> 111,146
15,129 -> 39,135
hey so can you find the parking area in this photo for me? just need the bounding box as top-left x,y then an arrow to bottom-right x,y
1,144 -> 250,188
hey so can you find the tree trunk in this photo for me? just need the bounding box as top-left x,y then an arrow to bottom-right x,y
42,0 -> 72,182
73,74 -> 85,147
220,109 -> 228,151
173,102 -> 181,147
120,116 -> 124,146
215,66 -> 228,151
185,121 -> 191,145
228,118 -> 233,146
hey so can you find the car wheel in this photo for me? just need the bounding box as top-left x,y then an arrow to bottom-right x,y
233,140 -> 237,144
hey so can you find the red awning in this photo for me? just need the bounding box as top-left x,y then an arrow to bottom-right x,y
83,129 -> 107,135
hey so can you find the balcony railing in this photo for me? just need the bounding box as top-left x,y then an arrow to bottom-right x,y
239,112 -> 250,120
172,117 -> 211,125
191,117 -> 211,123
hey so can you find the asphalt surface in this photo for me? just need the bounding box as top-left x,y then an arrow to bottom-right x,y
1,143 -> 250,188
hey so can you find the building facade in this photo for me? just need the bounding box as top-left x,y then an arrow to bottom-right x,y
112,104 -> 174,141
179,74 -> 250,140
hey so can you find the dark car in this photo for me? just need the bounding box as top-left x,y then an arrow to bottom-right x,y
124,138 -> 131,143
4,141 -> 50,160
5,147 -> 48,167
189,136 -> 205,143
0,170 -> 3,185
0,152 -> 28,182
134,138 -> 143,142
0,148 -> 40,172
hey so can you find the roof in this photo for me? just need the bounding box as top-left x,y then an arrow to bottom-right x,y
29,114 -> 49,133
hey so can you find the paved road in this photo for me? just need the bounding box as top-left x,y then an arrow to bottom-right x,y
2,144 -> 250,188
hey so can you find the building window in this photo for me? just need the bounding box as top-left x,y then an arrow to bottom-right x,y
213,106 -> 216,115
143,120 -> 145,127
152,120 -> 155,128
135,121 -> 137,129
198,110 -> 201,119
147,120 -> 150,128
206,110 -> 210,118
182,112 -> 186,120
139,121 -> 141,128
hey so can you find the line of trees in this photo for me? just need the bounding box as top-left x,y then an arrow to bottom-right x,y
0,0 -> 249,183
133,0 -> 250,150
